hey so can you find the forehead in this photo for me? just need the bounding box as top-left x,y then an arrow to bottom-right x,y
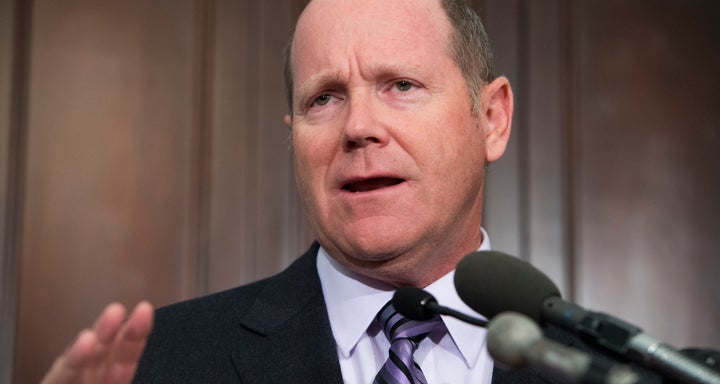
291,0 -> 453,84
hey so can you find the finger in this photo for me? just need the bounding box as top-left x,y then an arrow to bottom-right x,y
74,303 -> 129,381
101,302 -> 155,383
110,301 -> 154,363
123,301 -> 154,341
63,329 -> 100,369
41,302 -> 154,384
102,360 -> 140,384
41,329 -> 97,384
93,302 -> 127,345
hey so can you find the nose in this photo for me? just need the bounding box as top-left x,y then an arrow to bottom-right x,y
341,96 -> 389,151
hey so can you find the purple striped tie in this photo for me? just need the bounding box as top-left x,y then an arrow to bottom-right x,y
373,300 -> 443,384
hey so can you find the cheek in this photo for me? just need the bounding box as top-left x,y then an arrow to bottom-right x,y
418,112 -> 484,171
292,128 -> 335,196
292,143 -> 325,228
423,122 -> 486,202
292,138 -> 317,191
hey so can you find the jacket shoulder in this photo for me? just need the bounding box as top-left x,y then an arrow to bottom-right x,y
133,244 -> 342,383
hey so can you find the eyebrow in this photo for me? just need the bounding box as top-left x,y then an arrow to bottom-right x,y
296,71 -> 346,102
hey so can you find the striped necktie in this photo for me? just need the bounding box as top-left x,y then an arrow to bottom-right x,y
373,300 -> 443,384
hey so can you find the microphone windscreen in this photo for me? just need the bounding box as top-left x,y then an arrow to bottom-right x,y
454,251 -> 560,322
392,287 -> 437,321
487,312 -> 543,367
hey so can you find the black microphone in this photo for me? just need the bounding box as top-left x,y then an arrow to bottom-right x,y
487,311 -> 640,384
454,250 -> 720,384
454,250 -> 560,323
392,286 -> 488,327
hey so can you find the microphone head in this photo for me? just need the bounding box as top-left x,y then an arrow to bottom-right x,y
392,287 -> 438,321
487,312 -> 543,368
454,251 -> 560,322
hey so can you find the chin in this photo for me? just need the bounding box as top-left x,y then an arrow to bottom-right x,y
338,233 -> 415,263
318,216 -> 427,261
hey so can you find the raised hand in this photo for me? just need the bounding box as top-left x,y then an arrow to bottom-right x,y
41,301 -> 154,384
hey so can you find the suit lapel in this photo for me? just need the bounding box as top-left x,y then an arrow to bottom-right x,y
230,243 -> 344,383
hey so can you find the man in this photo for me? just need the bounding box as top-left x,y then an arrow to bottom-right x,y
43,0 -> 543,382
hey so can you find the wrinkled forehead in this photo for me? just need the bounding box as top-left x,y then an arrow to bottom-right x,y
290,0 -> 452,83
295,0 -> 447,36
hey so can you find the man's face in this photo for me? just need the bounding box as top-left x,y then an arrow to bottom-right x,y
288,0 -> 509,285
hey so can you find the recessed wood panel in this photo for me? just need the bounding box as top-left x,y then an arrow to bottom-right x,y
1,0 -> 21,382
15,1 -> 199,382
482,0 -> 525,258
208,0 -> 311,294
525,0 -> 569,296
574,0 -> 720,347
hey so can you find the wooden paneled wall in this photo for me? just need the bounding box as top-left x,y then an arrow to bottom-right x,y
481,0 -> 720,349
572,0 -> 720,347
2,1 -> 310,382
15,2 -> 204,382
1,0 -> 718,382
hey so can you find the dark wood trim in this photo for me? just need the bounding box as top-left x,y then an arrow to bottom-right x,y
188,0 -> 215,298
1,0 -> 31,381
516,0 -> 530,260
243,0 -> 261,278
560,0 -> 577,302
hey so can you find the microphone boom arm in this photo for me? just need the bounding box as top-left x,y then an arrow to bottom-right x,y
543,297 -> 720,384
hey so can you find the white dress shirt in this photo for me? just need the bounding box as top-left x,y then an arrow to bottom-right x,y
317,228 -> 494,384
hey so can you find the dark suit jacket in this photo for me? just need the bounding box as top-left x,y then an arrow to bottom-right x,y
133,243 -> 582,383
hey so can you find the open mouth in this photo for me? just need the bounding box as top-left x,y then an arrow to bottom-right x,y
342,177 -> 405,193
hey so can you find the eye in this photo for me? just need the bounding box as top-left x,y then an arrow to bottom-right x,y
394,80 -> 413,92
313,94 -> 333,106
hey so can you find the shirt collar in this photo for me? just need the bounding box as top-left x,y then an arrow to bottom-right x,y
316,247 -> 395,358
317,228 -> 492,366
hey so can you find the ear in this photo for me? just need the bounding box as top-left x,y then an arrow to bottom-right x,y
284,114 -> 292,128
480,76 -> 513,163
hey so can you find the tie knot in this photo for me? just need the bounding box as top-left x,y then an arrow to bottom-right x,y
377,301 -> 442,344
